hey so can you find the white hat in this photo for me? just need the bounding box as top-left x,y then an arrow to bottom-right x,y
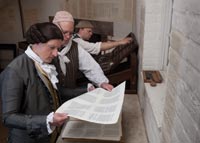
53,11 -> 74,23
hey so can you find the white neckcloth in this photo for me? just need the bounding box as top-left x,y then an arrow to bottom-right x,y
58,38 -> 73,75
25,45 -> 58,89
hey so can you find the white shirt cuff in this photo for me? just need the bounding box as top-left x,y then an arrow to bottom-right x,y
46,112 -> 56,134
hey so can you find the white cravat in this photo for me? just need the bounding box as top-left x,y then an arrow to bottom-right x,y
58,38 -> 72,75
25,45 -> 58,89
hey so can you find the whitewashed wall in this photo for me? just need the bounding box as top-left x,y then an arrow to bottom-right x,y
161,0 -> 200,142
138,0 -> 164,70
136,0 -> 165,109
136,0 -> 200,142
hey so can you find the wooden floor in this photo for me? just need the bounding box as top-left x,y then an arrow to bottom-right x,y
122,94 -> 148,143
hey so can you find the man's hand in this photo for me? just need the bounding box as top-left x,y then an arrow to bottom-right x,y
50,113 -> 68,127
100,82 -> 114,91
119,37 -> 133,45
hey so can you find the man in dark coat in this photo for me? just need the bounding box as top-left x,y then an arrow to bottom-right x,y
0,22 -> 68,143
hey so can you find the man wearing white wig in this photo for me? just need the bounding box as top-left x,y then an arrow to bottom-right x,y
52,11 -> 113,101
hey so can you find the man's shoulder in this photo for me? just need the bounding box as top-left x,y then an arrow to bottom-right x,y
8,54 -> 33,71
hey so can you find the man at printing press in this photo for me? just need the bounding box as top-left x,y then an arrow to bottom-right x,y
73,20 -> 133,55
52,11 -> 113,102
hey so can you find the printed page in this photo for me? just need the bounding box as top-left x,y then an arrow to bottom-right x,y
56,81 -> 125,124
61,115 -> 122,141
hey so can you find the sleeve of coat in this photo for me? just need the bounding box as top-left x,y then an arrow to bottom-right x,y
0,67 -> 49,138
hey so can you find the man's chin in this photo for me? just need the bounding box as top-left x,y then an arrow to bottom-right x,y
45,59 -> 53,63
62,40 -> 69,45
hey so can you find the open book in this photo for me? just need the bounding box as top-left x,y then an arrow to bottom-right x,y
56,81 -> 125,124
58,115 -> 122,142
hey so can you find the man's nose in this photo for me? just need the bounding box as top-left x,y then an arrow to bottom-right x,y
64,34 -> 72,40
53,49 -> 58,57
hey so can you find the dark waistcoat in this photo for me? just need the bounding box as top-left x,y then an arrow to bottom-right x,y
54,41 -> 79,88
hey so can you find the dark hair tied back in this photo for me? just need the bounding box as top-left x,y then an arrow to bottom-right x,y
25,22 -> 63,44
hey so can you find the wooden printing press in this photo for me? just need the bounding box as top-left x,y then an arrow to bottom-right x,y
78,32 -> 139,94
